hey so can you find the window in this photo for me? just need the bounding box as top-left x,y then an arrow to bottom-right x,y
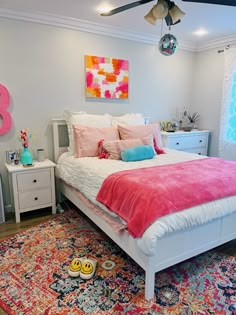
219,48 -> 236,160
226,71 -> 236,142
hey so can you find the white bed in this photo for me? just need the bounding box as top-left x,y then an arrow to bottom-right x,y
52,117 -> 236,301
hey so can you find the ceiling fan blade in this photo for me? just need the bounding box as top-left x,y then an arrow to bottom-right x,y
101,0 -> 154,16
181,0 -> 236,6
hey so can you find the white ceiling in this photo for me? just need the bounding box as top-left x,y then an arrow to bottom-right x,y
0,0 -> 236,50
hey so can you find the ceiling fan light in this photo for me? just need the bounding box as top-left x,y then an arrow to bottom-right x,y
144,9 -> 157,25
152,0 -> 168,19
168,5 -> 185,24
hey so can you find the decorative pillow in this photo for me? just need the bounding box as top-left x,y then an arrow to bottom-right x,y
118,123 -> 163,154
110,113 -> 145,126
100,136 -> 154,160
73,125 -> 119,158
64,111 -> 112,155
121,145 -> 155,162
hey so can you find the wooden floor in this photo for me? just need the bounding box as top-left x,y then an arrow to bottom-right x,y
0,209 -> 235,314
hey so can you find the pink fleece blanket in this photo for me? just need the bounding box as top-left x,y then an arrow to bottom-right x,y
96,157 -> 236,238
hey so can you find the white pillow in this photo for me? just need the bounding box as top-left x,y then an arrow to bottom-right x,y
111,113 -> 145,126
64,111 -> 112,154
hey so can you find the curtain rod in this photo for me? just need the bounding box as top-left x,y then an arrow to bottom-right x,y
218,45 -> 230,54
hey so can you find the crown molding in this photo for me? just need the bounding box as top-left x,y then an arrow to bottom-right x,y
0,8 -> 195,51
0,8 -> 232,53
195,35 -> 236,52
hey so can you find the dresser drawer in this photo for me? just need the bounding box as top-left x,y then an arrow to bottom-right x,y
18,188 -> 52,209
184,147 -> 207,155
167,134 -> 208,150
17,170 -> 51,191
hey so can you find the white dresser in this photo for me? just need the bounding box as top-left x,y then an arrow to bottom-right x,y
161,130 -> 210,155
5,159 -> 56,223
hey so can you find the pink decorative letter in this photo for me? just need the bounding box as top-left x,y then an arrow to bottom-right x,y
0,84 -> 12,135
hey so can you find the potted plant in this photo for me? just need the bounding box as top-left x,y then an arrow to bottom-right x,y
186,112 -> 200,129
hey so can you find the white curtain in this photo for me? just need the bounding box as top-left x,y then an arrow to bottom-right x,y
219,47 -> 236,161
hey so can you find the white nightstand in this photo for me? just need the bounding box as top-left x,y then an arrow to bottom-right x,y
5,159 -> 56,223
161,130 -> 210,155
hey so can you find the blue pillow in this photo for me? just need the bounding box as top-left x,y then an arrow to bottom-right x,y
121,145 -> 155,162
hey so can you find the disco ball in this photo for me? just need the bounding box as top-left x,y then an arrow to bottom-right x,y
159,33 -> 178,56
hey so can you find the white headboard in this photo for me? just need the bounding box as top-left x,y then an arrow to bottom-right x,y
52,118 -> 68,162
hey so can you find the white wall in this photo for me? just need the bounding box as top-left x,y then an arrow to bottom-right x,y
191,49 -> 225,157
0,17 -> 194,209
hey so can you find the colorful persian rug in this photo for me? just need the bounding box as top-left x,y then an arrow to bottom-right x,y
0,209 -> 235,315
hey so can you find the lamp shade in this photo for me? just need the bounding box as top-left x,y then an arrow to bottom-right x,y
144,0 -> 168,25
144,9 -> 157,25
169,4 -> 185,24
152,0 -> 168,19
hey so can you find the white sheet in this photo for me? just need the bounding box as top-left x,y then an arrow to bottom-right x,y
56,149 -> 236,256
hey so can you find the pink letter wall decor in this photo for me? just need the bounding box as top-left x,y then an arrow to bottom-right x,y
0,83 -> 12,135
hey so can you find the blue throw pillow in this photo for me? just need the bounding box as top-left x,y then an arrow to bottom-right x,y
121,145 -> 155,162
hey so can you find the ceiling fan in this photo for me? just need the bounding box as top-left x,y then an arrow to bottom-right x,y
101,0 -> 236,26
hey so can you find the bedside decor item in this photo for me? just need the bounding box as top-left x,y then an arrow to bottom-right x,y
19,128 -> 33,165
37,148 -> 45,162
186,111 -> 200,129
21,147 -> 33,165
85,55 -> 129,99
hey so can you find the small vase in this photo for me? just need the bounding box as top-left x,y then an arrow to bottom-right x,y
21,147 -> 33,165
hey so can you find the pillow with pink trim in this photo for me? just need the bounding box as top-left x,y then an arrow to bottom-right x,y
118,123 -> 165,154
73,125 -> 119,158
98,136 -> 155,160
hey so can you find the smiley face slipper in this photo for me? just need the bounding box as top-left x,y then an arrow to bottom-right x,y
68,257 -> 85,277
80,258 -> 97,280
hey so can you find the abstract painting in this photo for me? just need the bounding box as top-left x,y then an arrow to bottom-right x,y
85,55 -> 129,99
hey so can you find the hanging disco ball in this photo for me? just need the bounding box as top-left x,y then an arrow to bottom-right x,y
159,33 -> 178,56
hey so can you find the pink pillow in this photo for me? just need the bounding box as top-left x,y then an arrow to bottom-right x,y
100,136 -> 154,160
73,125 -> 119,158
118,124 -> 163,154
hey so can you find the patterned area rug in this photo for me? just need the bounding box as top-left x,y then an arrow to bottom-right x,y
0,209 -> 236,315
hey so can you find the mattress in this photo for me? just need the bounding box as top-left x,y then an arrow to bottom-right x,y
56,149 -> 236,256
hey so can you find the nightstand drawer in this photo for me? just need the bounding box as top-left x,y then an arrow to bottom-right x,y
17,170 -> 51,191
18,188 -> 52,209
167,134 -> 208,150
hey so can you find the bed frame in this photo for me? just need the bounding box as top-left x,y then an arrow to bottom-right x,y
52,117 -> 236,301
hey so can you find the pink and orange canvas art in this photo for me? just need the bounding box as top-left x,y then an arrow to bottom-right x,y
85,55 -> 129,99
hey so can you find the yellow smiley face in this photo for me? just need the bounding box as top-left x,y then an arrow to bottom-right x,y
69,258 -> 82,272
81,261 -> 94,274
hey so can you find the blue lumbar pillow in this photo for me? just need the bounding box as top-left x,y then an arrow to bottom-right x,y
121,145 -> 155,162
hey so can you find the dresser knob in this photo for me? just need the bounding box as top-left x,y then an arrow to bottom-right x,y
176,142 -> 179,145
199,140 -> 202,143
34,197 -> 38,200
33,179 -> 37,183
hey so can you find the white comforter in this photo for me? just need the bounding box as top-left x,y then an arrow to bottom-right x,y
56,149 -> 236,256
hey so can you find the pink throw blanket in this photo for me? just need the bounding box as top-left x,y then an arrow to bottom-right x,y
96,157 -> 236,238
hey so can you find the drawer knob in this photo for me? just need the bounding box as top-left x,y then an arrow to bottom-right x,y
198,153 -> 202,155
34,197 -> 38,200
199,140 -> 202,143
176,142 -> 179,145
33,179 -> 37,183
